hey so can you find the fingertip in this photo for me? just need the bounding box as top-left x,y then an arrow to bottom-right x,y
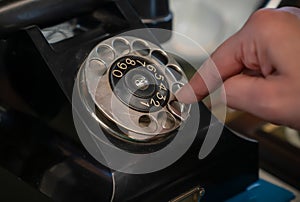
175,84 -> 198,104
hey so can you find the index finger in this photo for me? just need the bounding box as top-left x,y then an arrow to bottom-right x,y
176,33 -> 244,103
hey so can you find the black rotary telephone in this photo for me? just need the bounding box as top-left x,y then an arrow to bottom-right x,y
0,0 -> 258,201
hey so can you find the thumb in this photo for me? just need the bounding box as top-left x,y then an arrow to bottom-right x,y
223,74 -> 274,120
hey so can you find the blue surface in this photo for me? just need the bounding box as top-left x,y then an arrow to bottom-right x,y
226,179 -> 295,202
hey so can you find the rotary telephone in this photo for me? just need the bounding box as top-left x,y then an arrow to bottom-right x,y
0,0 -> 258,201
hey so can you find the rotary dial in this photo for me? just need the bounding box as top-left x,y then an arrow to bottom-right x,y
79,36 -> 191,143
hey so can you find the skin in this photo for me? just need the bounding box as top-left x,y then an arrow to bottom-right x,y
176,7 -> 300,130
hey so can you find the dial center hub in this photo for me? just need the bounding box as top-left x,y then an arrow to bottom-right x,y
134,75 -> 149,90
109,55 -> 170,112
124,68 -> 156,98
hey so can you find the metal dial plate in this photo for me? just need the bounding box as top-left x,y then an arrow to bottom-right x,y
81,36 -> 191,142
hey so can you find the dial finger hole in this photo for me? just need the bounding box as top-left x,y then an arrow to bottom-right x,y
172,82 -> 184,94
88,59 -> 107,76
96,45 -> 115,63
112,38 -> 130,55
166,64 -> 183,81
132,40 -> 150,56
138,115 -> 157,132
168,100 -> 189,120
151,50 -> 168,65
157,111 -> 175,130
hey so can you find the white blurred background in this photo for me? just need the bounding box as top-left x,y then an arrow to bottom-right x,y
166,0 -> 262,64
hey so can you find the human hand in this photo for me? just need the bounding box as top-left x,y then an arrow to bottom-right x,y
176,7 -> 300,130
